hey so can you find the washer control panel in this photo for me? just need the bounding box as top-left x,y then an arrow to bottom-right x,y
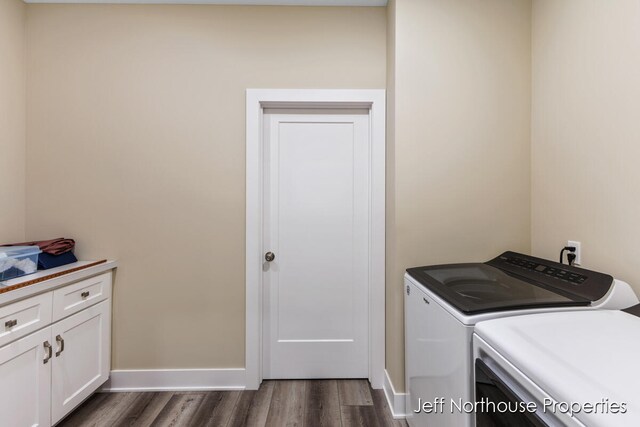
487,251 -> 614,303
503,255 -> 587,284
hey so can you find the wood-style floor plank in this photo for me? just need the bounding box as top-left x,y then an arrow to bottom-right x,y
228,380 -> 275,427
226,390 -> 257,427
57,393 -> 110,427
57,380 -> 405,427
265,380 -> 306,427
188,391 -> 241,427
370,387 -> 406,427
110,392 -> 174,427
149,392 -> 205,426
337,380 -> 373,406
60,392 -> 138,427
340,405 -> 381,427
304,380 -> 341,427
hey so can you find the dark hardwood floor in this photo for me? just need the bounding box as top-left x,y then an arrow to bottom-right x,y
58,380 -> 408,427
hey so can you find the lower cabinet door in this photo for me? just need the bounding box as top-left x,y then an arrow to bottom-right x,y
0,327 -> 52,427
51,300 -> 111,425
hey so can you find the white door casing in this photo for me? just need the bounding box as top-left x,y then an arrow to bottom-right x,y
262,113 -> 370,379
246,89 -> 385,389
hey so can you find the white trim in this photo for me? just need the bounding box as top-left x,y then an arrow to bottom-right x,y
24,0 -> 388,5
383,369 -> 407,419
101,369 -> 246,392
245,89 -> 386,390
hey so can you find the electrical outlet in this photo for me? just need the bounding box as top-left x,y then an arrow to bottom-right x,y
568,240 -> 581,265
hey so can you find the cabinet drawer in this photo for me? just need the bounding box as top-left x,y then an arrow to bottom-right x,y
53,272 -> 112,321
0,293 -> 53,347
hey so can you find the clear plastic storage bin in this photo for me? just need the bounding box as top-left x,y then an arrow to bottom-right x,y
0,246 -> 42,282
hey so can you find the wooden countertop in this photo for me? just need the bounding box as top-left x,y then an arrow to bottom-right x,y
0,260 -> 118,307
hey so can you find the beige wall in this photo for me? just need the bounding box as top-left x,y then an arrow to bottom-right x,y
387,0 -> 532,391
0,0 -> 26,243
532,0 -> 640,294
20,0 -> 640,393
26,4 -> 386,370
23,0 -> 535,390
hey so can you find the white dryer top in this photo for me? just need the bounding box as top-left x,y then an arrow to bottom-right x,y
475,310 -> 640,427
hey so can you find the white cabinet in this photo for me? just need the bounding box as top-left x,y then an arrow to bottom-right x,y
52,273 -> 111,321
52,300 -> 111,425
0,327 -> 52,427
0,270 -> 113,427
0,293 -> 53,348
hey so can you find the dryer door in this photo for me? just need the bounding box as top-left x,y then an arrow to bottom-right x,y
475,359 -> 556,427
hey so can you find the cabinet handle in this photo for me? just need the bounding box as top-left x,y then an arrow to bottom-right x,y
43,341 -> 52,364
5,319 -> 17,328
81,291 -> 90,299
423,297 -> 430,305
55,335 -> 65,357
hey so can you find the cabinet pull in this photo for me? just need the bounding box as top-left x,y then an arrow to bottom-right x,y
423,297 -> 430,305
55,335 -> 65,357
43,341 -> 52,364
5,319 -> 18,328
81,291 -> 90,299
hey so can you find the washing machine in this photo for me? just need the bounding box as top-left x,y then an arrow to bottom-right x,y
404,251 -> 638,427
473,306 -> 640,426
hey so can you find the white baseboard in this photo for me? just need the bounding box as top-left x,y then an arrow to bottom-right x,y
102,366 -> 405,418
101,368 -> 246,392
383,369 -> 407,419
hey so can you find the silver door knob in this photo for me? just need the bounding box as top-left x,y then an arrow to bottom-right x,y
265,252 -> 275,262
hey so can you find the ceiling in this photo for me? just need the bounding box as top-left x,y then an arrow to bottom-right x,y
23,0 -> 387,5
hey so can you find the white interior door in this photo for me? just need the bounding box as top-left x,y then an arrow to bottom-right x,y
262,111 -> 370,379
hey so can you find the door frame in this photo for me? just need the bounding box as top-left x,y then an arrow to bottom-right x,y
245,89 -> 385,390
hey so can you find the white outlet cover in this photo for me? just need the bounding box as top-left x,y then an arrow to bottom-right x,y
568,240 -> 581,265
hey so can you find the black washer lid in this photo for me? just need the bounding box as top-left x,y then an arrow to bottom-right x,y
406,251 -> 613,315
407,263 -> 585,314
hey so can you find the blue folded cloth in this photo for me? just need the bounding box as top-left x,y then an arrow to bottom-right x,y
38,251 -> 78,270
